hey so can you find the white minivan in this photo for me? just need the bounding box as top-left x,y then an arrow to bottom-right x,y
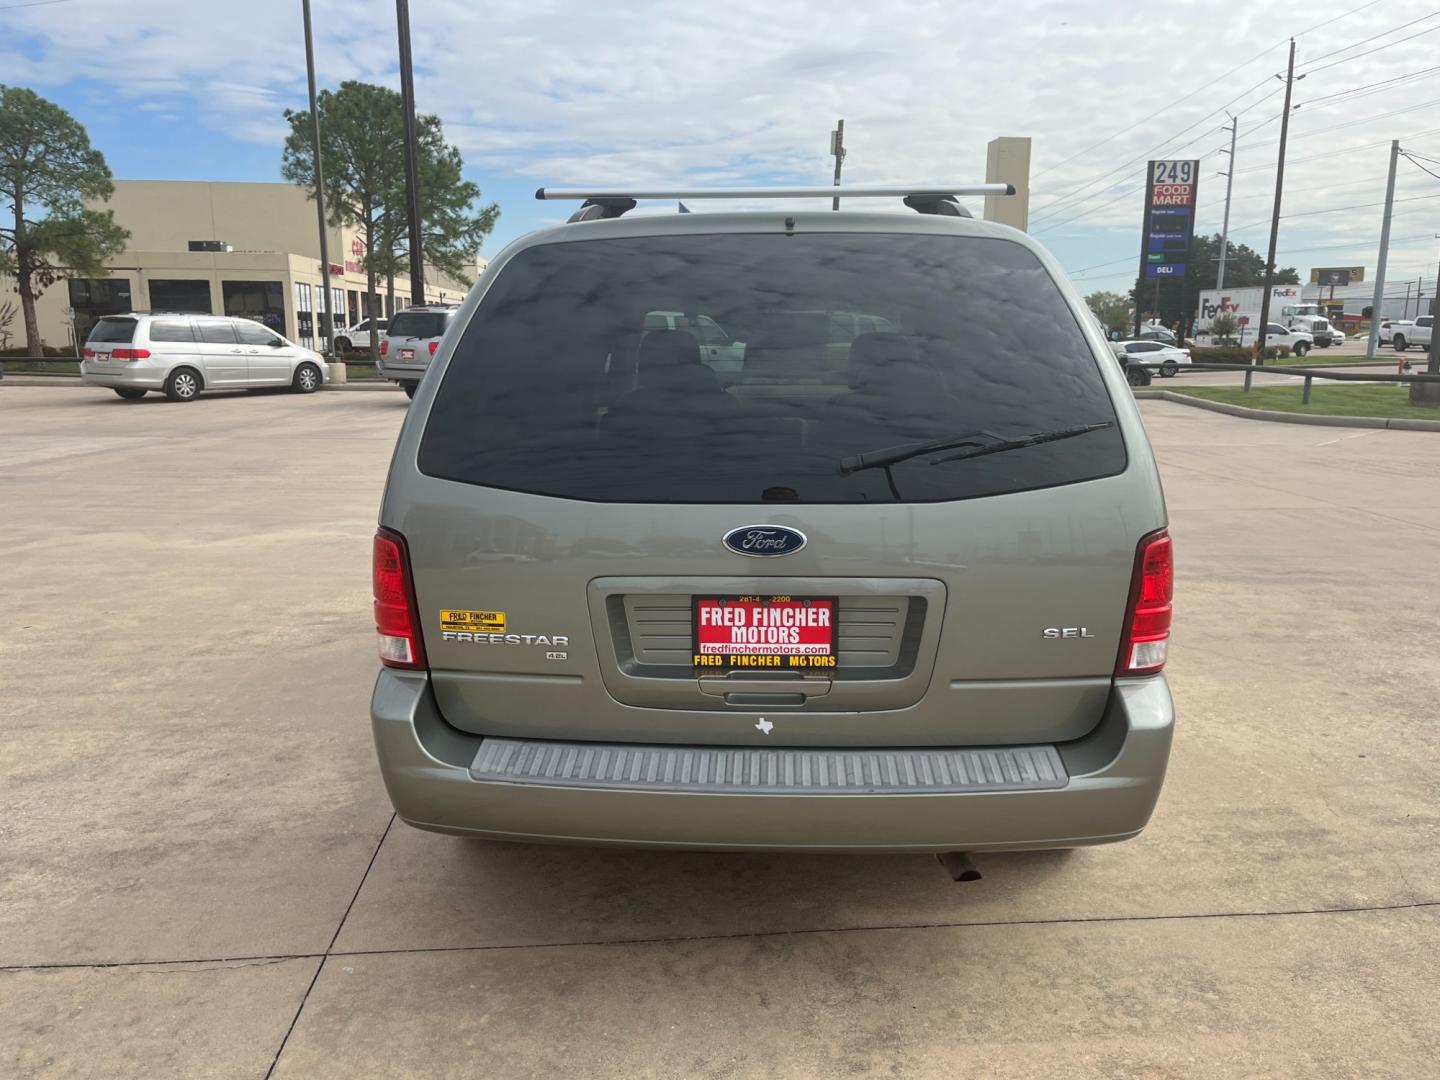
80,314 -> 328,401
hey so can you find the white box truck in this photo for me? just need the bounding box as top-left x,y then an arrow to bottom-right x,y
1196,285 -> 1336,346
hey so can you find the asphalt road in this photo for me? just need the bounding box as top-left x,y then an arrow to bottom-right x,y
3,385 -> 1438,1078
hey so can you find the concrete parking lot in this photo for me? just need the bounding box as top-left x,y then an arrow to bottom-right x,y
3,384 -> 1438,1078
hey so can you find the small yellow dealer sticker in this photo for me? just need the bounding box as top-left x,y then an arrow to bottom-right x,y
439,609 -> 506,632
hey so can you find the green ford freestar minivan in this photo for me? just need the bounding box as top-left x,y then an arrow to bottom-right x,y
370,186 -> 1174,856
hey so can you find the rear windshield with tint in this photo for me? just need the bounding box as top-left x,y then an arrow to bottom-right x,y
88,318 -> 136,344
387,312 -> 449,339
419,233 -> 1125,504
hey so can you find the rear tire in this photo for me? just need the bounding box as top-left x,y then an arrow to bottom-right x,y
292,362 -> 322,394
403,382 -> 417,399
1393,335 -> 1407,351
1125,364 -> 1151,387
1160,360 -> 1178,378
113,387 -> 147,400
334,337 -> 352,353
164,367 -> 201,402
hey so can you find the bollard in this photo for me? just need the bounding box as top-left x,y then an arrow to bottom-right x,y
1243,368 -> 1254,393
1302,375 -> 1312,405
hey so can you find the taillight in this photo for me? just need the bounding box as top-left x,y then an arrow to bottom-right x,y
379,339 -> 389,356
428,340 -> 438,355
112,348 -> 150,360
373,527 -> 425,669
83,347 -> 96,358
1117,528 -> 1172,676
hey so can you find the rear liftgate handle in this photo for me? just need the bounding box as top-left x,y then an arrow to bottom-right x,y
697,671 -> 832,707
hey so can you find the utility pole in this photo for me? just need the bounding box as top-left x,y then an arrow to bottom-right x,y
1366,140 -> 1398,359
396,0 -> 426,306
302,0 -> 334,360
1255,39 -> 1301,366
1217,113 -> 1238,289
830,120 -> 846,210
1411,236 -> 1440,405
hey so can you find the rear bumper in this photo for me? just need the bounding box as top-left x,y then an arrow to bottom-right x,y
376,359 -> 428,382
80,363 -> 168,390
370,669 -> 1174,853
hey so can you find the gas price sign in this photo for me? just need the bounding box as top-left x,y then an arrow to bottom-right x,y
1138,160 -> 1199,280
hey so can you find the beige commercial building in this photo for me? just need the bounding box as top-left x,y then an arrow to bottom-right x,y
1,180 -> 482,353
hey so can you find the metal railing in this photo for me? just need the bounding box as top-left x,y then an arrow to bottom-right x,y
1176,361 -> 1440,404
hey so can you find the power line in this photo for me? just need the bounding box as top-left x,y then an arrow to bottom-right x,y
1234,127 -> 1440,172
1298,8 -> 1440,71
1302,21 -> 1440,75
1228,191 -> 1440,232
1030,42 -> 1283,183
1400,151 -> 1440,183
1301,64 -> 1440,108
1029,80 -> 1279,224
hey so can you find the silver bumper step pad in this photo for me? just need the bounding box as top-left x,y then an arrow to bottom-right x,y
470,738 -> 1068,795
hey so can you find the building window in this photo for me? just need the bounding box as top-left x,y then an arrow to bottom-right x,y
293,281 -> 314,347
347,289 -> 360,326
222,280 -> 285,336
149,279 -> 213,315
68,278 -> 133,344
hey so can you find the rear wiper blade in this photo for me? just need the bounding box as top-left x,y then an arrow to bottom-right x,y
839,422 -> 1113,475
926,421 -> 1115,466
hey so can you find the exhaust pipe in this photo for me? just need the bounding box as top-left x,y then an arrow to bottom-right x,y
936,851 -> 982,882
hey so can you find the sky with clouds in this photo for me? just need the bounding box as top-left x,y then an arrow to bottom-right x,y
3,0 -> 1438,301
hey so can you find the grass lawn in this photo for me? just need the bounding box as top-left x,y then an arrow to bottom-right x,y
1169,384 -> 1440,421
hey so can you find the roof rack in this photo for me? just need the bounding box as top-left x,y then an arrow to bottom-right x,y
536,184 -> 1015,223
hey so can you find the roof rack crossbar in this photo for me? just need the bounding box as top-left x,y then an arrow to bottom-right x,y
537,183 -> 1014,221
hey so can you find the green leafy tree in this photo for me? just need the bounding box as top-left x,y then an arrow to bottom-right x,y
283,81 -> 404,361
1209,312 -> 1238,344
1085,290 -> 1131,337
368,113 -> 497,312
0,86 -> 128,356
283,82 -> 497,356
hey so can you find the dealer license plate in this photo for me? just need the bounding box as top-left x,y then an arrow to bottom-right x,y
692,595 -> 838,671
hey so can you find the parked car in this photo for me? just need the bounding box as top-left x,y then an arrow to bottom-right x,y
1391,316 -> 1432,352
378,305 -> 460,397
1258,323 -> 1313,356
334,317 -> 388,353
1136,324 -> 1178,346
79,313 -> 327,401
369,186 -> 1175,857
1115,339 -> 1191,378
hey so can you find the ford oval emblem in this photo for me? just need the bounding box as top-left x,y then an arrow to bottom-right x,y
722,524 -> 808,557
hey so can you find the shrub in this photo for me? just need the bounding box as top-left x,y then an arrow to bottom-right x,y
1190,345 -> 1290,364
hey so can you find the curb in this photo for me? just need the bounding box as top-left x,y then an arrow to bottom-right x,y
1134,390 -> 1440,431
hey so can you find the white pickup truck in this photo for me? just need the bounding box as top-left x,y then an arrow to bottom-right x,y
1389,316 -> 1433,352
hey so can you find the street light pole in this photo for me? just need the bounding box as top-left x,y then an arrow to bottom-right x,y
302,0 -> 334,358
830,120 -> 845,211
396,0 -> 426,306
